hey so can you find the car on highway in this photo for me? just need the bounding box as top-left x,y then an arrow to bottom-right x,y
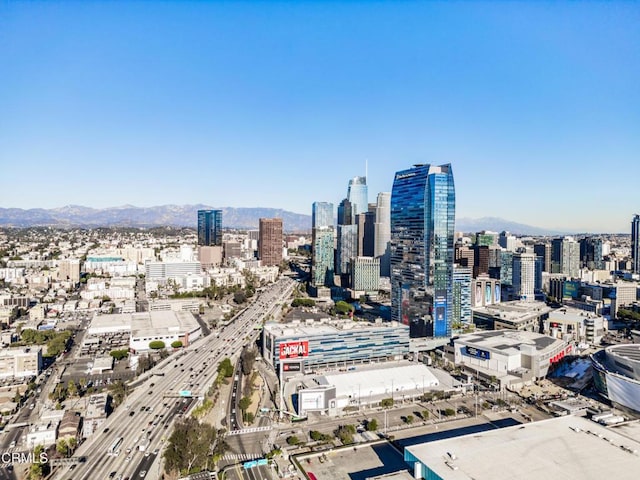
139,471 -> 147,478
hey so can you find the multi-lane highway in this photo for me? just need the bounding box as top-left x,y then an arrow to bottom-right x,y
52,277 -> 296,480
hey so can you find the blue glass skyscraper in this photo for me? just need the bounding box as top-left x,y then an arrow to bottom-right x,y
197,209 -> 222,246
347,176 -> 368,216
312,202 -> 334,229
390,164 -> 455,340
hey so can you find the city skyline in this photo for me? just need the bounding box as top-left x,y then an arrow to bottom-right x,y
1,2 -> 638,233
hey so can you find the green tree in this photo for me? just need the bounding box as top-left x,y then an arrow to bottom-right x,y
110,349 -> 129,360
233,291 -> 247,304
421,409 -> 430,420
334,300 -> 354,315
29,444 -> 48,479
164,417 -> 218,475
241,349 -> 257,375
335,425 -> 356,445
149,340 -> 166,350
171,340 -> 183,349
217,358 -> 234,378
66,380 -> 78,398
108,380 -> 130,407
56,438 -> 68,457
67,437 -> 77,455
286,435 -> 300,446
238,396 -> 252,412
404,414 -> 414,424
366,418 -> 378,431
380,398 -> 394,408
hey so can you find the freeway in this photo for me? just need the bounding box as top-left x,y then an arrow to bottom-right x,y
52,277 -> 297,480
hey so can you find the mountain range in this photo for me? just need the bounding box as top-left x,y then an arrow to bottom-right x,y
0,205 -> 567,235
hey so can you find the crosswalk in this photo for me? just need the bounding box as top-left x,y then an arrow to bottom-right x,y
226,425 -> 272,436
220,452 -> 262,461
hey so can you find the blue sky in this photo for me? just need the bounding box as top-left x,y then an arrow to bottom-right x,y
0,1 -> 638,233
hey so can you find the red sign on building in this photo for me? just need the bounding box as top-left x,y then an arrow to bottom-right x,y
279,341 -> 309,359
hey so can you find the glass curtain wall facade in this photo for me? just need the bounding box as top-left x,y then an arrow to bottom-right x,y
390,164 -> 455,339
312,202 -> 334,229
197,209 -> 222,246
312,227 -> 335,287
633,215 -> 640,274
347,176 -> 368,216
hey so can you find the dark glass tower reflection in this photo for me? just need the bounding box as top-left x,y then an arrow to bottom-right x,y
197,209 -> 222,246
390,164 -> 455,339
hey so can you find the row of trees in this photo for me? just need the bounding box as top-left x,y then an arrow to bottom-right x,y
19,329 -> 72,357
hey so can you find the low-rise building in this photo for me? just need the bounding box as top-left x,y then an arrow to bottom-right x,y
262,316 -> 409,373
472,300 -> 552,331
0,347 -> 42,379
82,393 -> 108,438
453,330 -> 569,388
26,421 -> 59,449
58,410 -> 82,440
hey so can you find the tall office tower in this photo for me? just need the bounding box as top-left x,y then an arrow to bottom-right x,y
512,252 -> 535,301
534,243 -> 552,272
498,231 -> 517,252
500,251 -> 514,287
356,211 -> 376,257
347,176 -> 368,216
258,218 -> 283,267
452,266 -> 472,324
552,236 -> 580,278
336,224 -> 358,286
350,256 -> 380,292
455,244 -> 474,268
374,192 -> 391,277
337,198 -> 354,226
534,256 -> 543,295
197,209 -> 222,246
632,215 -> 640,274
312,202 -> 334,229
472,246 -> 489,278
390,164 -> 455,340
580,237 -> 604,270
311,227 -> 335,287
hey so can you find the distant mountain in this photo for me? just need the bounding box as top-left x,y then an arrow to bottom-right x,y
0,205 -> 312,232
0,206 -> 570,236
456,217 -> 568,236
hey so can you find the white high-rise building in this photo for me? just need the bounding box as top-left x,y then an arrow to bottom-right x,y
513,252 -> 536,301
374,192 -> 391,277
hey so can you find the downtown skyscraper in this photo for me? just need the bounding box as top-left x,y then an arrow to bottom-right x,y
390,164 -> 455,341
347,176 -> 368,216
311,202 -> 335,289
197,209 -> 222,246
632,214 -> 640,274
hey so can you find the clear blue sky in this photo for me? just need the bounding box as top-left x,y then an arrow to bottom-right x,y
1,1 -> 638,233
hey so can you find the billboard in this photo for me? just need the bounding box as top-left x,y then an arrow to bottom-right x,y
494,283 -> 501,304
485,284 -> 492,305
299,390 -> 326,412
282,362 -> 302,372
463,346 -> 491,360
401,286 -> 410,325
434,291 -> 447,337
475,283 -> 483,306
279,341 -> 309,359
563,281 -> 580,299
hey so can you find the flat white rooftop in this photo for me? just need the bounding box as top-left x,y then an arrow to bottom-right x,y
406,415 -> 640,480
315,363 -> 439,399
264,319 -> 407,338
87,311 -> 199,337
455,330 -> 563,355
